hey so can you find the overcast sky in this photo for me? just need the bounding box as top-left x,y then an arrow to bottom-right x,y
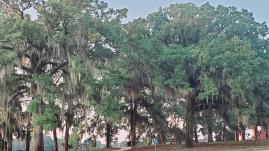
104,0 -> 269,25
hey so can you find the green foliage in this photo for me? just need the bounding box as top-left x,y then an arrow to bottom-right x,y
1,0 -> 269,148
94,96 -> 122,123
0,50 -> 17,65
198,76 -> 218,101
30,102 -> 59,130
33,74 -> 55,92
69,133 -> 81,147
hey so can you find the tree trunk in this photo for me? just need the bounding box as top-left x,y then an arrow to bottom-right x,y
33,126 -> 44,151
261,123 -> 267,140
53,128 -> 58,151
234,130 -> 239,141
6,128 -> 12,151
130,106 -> 134,145
92,136 -> 96,148
253,126 -> 258,140
159,133 -> 164,144
208,123 -> 213,142
241,130 -> 245,141
3,140 -> 7,151
194,126 -> 198,143
25,126 -> 31,151
205,110 -> 213,143
64,123 -> 70,151
7,138 -> 12,151
130,100 -> 137,146
222,125 -> 227,141
185,92 -> 195,147
148,137 -> 152,146
0,132 -> 4,151
106,123 -> 111,148
4,140 -> 7,151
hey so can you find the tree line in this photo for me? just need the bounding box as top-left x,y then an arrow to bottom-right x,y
0,0 -> 269,151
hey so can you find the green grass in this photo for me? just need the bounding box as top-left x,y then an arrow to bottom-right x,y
132,142 -> 269,151
84,141 -> 269,151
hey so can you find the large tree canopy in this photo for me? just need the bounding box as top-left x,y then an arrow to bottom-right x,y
145,3 -> 269,147
0,1 -> 269,151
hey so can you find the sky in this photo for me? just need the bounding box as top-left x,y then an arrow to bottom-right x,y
104,0 -> 269,25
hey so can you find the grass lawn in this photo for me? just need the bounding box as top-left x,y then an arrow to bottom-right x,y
109,141 -> 269,151
90,141 -> 269,151
128,145 -> 269,151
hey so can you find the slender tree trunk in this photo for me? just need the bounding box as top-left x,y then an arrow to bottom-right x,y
222,126 -> 227,141
7,137 -> 12,151
2,131 -> 6,151
130,105 -> 133,145
53,128 -> 58,151
241,129 -> 245,141
106,123 -> 111,148
25,126 -> 31,151
205,110 -> 213,143
194,126 -> 198,143
253,126 -> 258,140
148,137 -> 152,146
239,123 -> 246,141
130,100 -> 137,146
6,128 -> 12,151
64,123 -> 70,151
4,140 -> 7,151
33,126 -> 44,151
33,101 -> 44,151
261,123 -> 267,140
0,132 -> 4,151
159,133 -> 164,144
208,125 -> 213,142
92,136 -> 96,147
133,101 -> 137,146
234,130 -> 239,141
185,92 -> 195,147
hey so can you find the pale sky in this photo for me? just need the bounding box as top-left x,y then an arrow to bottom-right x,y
26,1 -> 269,26
104,0 -> 269,25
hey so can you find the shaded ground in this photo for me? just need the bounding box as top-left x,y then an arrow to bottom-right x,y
94,141 -> 269,151
128,141 -> 269,151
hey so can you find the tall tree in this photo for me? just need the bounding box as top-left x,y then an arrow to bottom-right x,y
145,3 -> 269,147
